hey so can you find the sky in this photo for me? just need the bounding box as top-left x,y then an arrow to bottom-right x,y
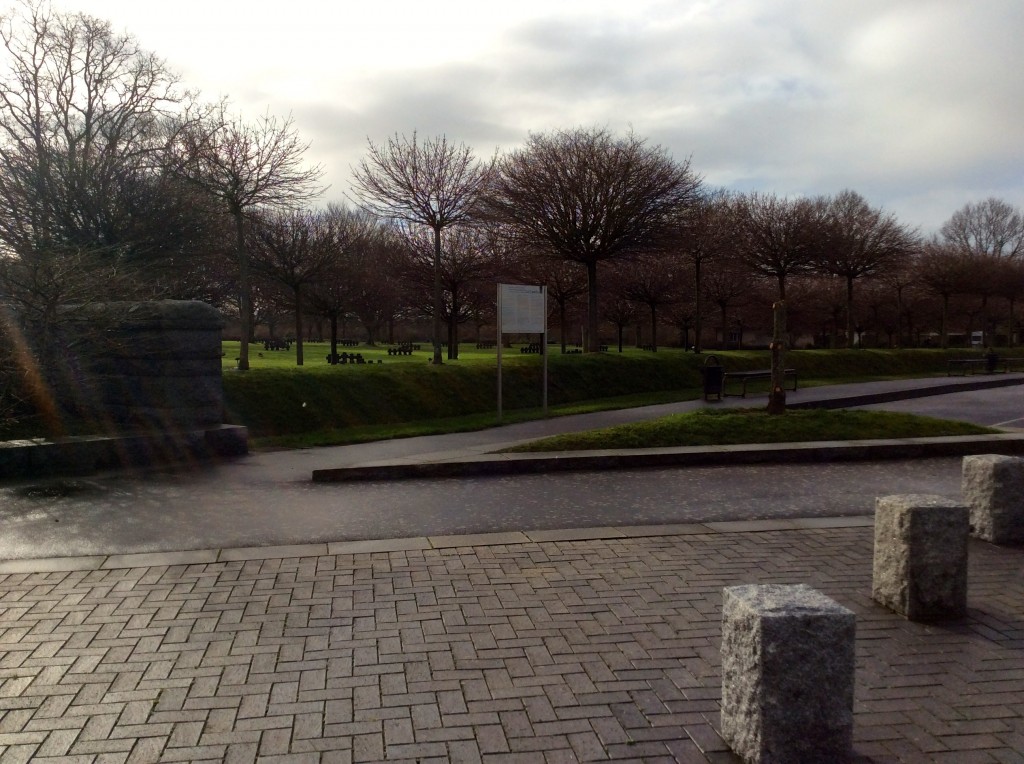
39,0 -> 1024,234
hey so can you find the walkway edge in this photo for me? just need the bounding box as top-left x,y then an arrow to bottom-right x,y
311,433 -> 1024,482
0,516 -> 877,573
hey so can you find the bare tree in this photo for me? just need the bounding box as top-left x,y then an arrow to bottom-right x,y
918,239 -> 975,348
600,290 -> 638,353
177,106 -> 324,370
350,132 -> 493,364
0,0 -> 219,391
485,127 -> 701,352
250,208 -> 343,365
815,190 -> 918,347
878,253 -> 920,348
703,253 -> 755,349
735,192 -> 818,300
396,224 -> 495,359
941,198 -> 1024,259
513,255 -> 586,352
677,188 -> 735,352
621,256 -> 683,351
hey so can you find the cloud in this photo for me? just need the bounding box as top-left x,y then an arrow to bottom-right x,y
69,0 -> 1024,233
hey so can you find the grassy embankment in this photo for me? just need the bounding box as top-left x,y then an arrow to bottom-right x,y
221,344 -> 995,449
502,408 -> 994,452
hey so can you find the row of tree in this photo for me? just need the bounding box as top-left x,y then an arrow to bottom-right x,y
1,1 -> 1024,387
241,189 -> 1024,363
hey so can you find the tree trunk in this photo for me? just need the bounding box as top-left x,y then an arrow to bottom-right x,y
294,284 -> 304,366
586,260 -> 599,352
1010,299 -> 1017,347
940,293 -> 949,348
693,258 -> 703,353
768,300 -> 787,415
895,286 -> 904,349
846,275 -> 855,349
329,312 -> 338,363
233,209 -> 250,371
650,305 -> 658,352
559,301 -> 567,353
431,226 -> 443,364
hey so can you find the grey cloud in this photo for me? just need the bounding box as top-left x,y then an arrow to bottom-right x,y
258,0 -> 1024,232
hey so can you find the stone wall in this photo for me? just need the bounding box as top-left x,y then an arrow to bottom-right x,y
1,300 -> 246,478
56,300 -> 226,431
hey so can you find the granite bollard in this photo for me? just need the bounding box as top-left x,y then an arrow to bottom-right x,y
721,583 -> 855,763
872,494 -> 969,620
962,454 -> 1024,544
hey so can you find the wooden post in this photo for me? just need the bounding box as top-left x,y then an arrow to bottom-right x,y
768,300 -> 786,415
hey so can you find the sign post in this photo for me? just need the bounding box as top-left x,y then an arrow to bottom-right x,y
497,284 -> 547,422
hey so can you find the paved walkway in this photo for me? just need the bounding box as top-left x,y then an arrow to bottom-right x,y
0,519 -> 1022,762
1,377 -> 1023,761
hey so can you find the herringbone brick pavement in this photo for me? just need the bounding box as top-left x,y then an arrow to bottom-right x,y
0,527 -> 1021,762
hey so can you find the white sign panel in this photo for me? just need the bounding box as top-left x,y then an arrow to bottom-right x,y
499,284 -> 545,333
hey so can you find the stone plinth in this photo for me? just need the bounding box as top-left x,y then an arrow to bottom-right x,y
721,583 -> 855,763
962,454 -> 1024,544
872,494 -> 969,620
58,300 -> 226,430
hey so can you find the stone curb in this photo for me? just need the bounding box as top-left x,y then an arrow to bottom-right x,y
0,516 -> 876,573
312,433 -> 1024,482
787,374 -> 1024,409
0,424 -> 249,479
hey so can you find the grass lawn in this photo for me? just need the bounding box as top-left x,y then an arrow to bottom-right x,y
502,408 -> 998,452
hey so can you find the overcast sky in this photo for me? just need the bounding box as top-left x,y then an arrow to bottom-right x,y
47,0 -> 1024,234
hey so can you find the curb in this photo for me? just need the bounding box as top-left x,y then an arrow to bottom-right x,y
0,424 -> 249,479
0,516 -> 877,573
787,374 -> 1024,409
311,433 -> 1024,482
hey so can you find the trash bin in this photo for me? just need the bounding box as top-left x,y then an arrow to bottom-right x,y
701,355 -> 724,401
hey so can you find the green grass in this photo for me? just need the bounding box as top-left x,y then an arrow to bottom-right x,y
223,346 -> 986,443
254,389 -> 698,449
2,344 -> 998,447
502,409 -> 998,452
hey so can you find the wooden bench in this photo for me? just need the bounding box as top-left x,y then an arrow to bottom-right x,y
946,356 -> 1023,375
723,369 -> 798,397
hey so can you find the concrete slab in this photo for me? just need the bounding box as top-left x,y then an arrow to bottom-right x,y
428,531 -> 531,548
704,519 -> 802,533
791,516 -> 876,529
327,537 -> 431,555
102,550 -> 218,569
218,543 -> 329,561
615,523 -> 713,536
525,527 -> 626,542
0,556 -> 105,573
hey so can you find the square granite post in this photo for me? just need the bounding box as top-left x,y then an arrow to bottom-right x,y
721,583 -> 855,763
962,454 -> 1024,544
872,494 -> 969,620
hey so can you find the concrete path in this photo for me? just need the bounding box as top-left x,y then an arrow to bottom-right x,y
0,376 -> 1022,761
1,375 -> 1022,561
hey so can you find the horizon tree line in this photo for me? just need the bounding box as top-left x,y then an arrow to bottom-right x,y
1,0 -> 1023,404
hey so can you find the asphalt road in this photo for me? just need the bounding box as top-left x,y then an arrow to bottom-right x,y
854,382 -> 1024,429
8,384 -> 1022,561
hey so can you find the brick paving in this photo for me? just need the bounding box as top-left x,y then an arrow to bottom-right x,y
0,523 -> 1020,762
